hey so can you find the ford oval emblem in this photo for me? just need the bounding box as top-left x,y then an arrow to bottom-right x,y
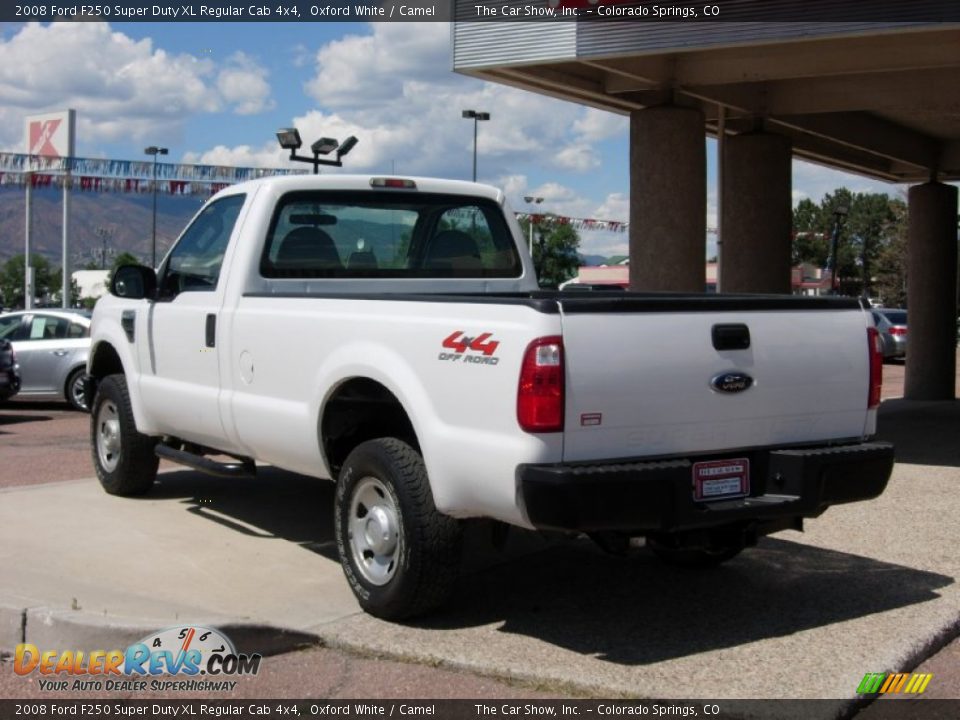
710,371 -> 754,394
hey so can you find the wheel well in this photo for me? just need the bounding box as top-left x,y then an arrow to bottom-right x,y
88,342 -> 124,380
321,378 -> 419,478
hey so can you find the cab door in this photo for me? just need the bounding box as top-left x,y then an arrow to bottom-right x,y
137,193 -> 247,449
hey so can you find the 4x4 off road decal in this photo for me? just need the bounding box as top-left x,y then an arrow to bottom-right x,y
439,331 -> 500,365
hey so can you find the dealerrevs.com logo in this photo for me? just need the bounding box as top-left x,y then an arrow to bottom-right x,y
13,626 -> 261,692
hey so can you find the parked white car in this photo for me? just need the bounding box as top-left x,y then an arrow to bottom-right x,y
0,309 -> 91,411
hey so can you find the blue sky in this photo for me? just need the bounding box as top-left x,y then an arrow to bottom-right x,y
0,21 -> 897,257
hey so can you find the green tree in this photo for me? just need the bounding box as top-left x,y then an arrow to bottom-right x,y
872,197 -> 909,307
523,217 -> 581,288
0,254 -> 55,308
792,188 -> 902,298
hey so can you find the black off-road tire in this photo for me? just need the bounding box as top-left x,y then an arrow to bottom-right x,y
91,374 -> 159,496
647,533 -> 744,568
335,438 -> 462,620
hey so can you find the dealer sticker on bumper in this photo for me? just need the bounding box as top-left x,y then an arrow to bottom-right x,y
693,458 -> 750,501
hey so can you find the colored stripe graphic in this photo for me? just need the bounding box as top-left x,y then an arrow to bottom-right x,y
858,673 -> 933,694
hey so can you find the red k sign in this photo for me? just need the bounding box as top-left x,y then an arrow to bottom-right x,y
29,119 -> 63,157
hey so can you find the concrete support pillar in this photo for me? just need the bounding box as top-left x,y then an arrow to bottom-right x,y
905,182 -> 958,401
720,132 -> 793,294
629,106 -> 706,292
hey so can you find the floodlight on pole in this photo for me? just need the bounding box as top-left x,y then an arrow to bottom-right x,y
144,145 -> 168,269
275,128 -> 302,150
311,138 -> 339,155
277,128 -> 359,174
462,109 -> 490,182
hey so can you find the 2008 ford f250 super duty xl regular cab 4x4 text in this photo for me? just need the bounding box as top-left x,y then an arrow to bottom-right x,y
86,175 -> 894,619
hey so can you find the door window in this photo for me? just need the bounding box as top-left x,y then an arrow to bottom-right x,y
0,315 -> 20,340
27,315 -> 69,340
159,194 -> 246,299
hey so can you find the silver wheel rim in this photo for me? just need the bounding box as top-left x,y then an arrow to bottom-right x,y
70,374 -> 87,410
348,476 -> 400,586
96,400 -> 122,473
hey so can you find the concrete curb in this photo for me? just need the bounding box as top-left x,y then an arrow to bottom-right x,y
0,603 -> 320,658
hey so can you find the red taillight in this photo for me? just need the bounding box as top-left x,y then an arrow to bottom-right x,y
889,327 -> 907,337
868,326 -> 883,409
517,336 -> 564,433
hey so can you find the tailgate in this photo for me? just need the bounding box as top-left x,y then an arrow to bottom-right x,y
560,299 -> 872,463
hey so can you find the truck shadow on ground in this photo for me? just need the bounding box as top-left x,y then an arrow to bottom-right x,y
428,537 -> 953,665
877,399 -> 960,467
146,467 -> 953,666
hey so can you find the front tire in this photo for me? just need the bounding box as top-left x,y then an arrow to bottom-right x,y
91,374 -> 158,496
335,438 -> 462,620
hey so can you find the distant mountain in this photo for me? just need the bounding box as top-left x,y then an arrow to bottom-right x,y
578,254 -> 610,266
0,187 -> 203,268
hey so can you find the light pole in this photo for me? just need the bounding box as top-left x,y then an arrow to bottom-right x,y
461,110 -> 489,182
524,196 -> 544,256
93,225 -> 116,269
828,205 -> 848,295
144,146 -> 168,268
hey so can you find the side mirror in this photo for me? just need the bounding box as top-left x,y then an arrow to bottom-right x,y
110,264 -> 157,300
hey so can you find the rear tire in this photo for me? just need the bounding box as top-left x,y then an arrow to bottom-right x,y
647,532 -> 744,568
91,374 -> 158,496
335,438 -> 462,620
65,367 -> 88,412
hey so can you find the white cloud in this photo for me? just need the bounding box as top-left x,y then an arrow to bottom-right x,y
594,192 -> 629,222
572,108 -> 628,142
792,158 -> 902,205
217,52 -> 275,115
0,22 -> 273,151
554,144 -> 599,172
293,23 -> 623,182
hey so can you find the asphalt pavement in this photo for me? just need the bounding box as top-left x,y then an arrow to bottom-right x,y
1,364 -> 959,715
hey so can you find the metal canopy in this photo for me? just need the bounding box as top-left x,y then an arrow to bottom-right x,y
454,22 -> 960,182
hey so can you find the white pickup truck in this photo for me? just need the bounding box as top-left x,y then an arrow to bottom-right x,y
86,175 -> 894,619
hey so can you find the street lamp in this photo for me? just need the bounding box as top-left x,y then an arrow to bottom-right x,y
524,196 -> 544,255
828,205 -> 849,294
144,146 -> 168,268
461,110 -> 490,182
276,128 -> 359,174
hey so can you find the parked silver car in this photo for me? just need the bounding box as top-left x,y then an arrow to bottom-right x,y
0,310 -> 91,410
871,308 -> 907,361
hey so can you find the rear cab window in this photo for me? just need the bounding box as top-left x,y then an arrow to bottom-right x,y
259,191 -> 522,279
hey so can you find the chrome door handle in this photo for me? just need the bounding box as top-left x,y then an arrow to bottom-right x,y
52,350 -> 69,357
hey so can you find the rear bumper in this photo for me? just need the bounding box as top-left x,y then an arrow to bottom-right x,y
518,441 -> 894,533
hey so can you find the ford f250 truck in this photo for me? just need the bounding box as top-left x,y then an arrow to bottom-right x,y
86,175 -> 894,619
